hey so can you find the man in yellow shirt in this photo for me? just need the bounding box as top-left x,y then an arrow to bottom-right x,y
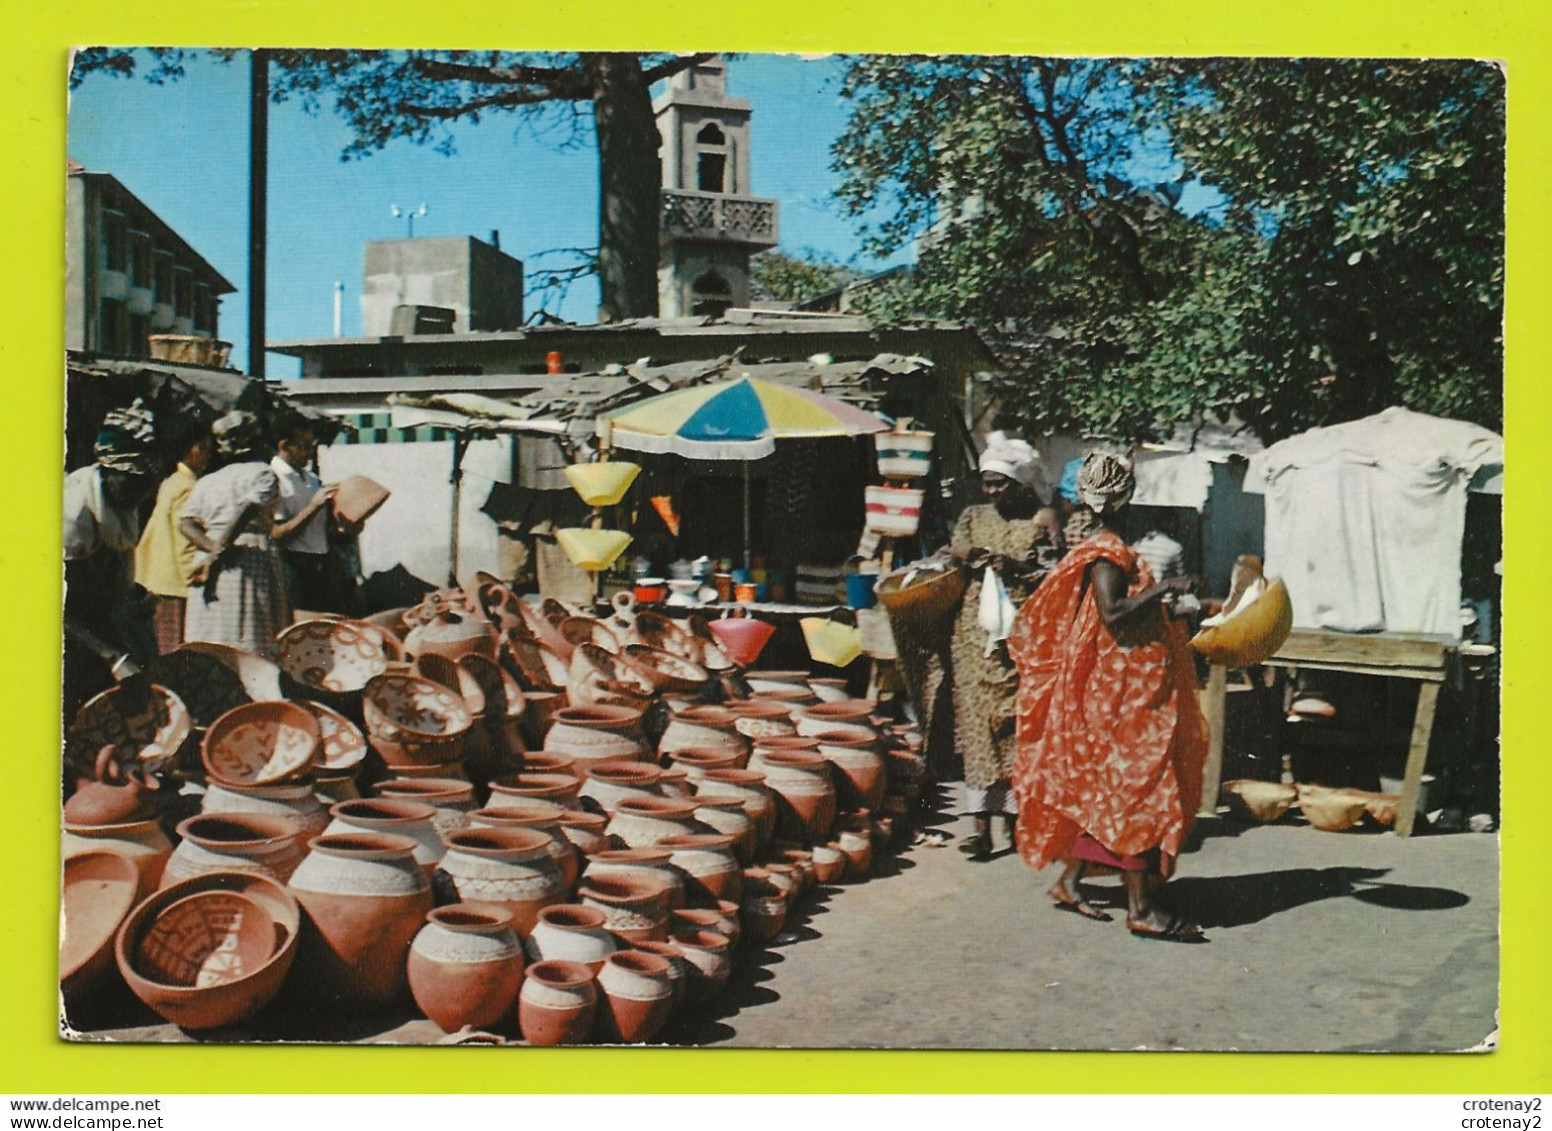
134,422 -> 213,654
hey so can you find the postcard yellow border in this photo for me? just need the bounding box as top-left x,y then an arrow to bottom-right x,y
4,0 -> 1548,1095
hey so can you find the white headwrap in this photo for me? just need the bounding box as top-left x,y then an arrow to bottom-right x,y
977,431 -> 1042,488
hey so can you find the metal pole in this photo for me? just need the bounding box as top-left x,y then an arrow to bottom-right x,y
743,459 -> 752,571
448,432 -> 467,589
248,49 -> 268,379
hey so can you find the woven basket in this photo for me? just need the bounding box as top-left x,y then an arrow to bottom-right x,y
856,608 -> 898,660
875,563 -> 966,625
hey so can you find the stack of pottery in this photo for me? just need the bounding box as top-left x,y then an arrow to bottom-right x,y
162,814 -> 304,886
434,827 -> 567,934
287,832 -> 432,1010
407,903 -> 526,1034
323,799 -> 445,878
543,705 -> 650,766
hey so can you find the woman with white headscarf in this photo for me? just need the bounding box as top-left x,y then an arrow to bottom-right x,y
1008,452 -> 1209,940
946,432 -> 1064,861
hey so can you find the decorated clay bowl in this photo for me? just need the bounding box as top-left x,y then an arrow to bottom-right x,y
361,673 -> 473,767
1296,784 -> 1370,832
302,701 -> 369,774
621,644 -> 710,695
114,871 -> 299,1030
201,701 -> 322,787
61,849 -> 141,1004
133,890 -> 276,989
66,683 -> 192,781
277,619 -> 393,698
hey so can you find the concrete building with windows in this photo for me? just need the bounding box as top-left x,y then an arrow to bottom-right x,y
65,159 -> 236,361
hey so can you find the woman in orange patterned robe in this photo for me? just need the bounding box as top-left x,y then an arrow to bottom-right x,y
1008,453 -> 1209,941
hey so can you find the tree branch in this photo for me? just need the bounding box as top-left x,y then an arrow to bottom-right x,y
409,56 -> 592,100
640,52 -> 718,86
399,88 -> 573,119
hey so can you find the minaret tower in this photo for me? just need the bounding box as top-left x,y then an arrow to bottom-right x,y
655,57 -> 779,317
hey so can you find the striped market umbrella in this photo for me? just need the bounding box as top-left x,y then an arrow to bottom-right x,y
598,377 -> 889,567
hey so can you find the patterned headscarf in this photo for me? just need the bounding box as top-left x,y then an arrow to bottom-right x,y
94,400 -> 159,476
978,431 -> 1042,488
212,410 -> 264,459
1077,451 -> 1135,515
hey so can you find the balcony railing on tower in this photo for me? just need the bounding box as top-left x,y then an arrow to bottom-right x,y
661,189 -> 779,249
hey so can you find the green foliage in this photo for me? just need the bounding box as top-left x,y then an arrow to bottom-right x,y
749,248 -> 867,303
833,56 -> 1504,443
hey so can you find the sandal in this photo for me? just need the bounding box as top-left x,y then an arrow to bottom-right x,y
1051,888 -> 1112,922
1126,913 -> 1206,943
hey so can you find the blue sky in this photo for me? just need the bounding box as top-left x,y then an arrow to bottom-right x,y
67,52 -> 905,378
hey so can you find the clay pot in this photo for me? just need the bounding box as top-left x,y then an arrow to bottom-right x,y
744,670 -> 814,697
813,731 -> 887,811
62,818 -> 171,898
582,849 -> 686,912
314,772 -> 362,806
518,959 -> 598,1047
657,833 -> 742,904
518,690 -> 568,750
657,765 -> 692,798
775,848 -> 817,897
578,762 -> 664,817
696,769 -> 777,850
407,903 -> 526,1034
577,874 -> 672,943
65,682 -> 193,782
726,700 -> 797,740
403,611 -> 497,664
115,871 -> 299,1030
1297,784 -> 1370,832
658,706 -> 748,760
749,734 -> 822,761
487,772 -> 583,809
666,747 -> 747,784
836,830 -> 873,882
739,878 -> 788,945
524,904 -> 620,972
606,796 -> 712,849
468,802 -> 580,894
671,907 -> 741,952
810,843 -> 846,885
435,827 -> 567,936
687,794 -> 758,863
543,705 -> 649,765
388,759 -> 470,784
595,951 -> 675,1043
752,750 -> 837,845
557,809 -> 609,857
324,799 -> 445,877
669,928 -> 733,1003
807,677 -> 851,703
202,779 -> 329,841
61,850 -> 140,1006
287,832 -> 432,1010
138,891 -> 275,987
376,777 -> 476,839
276,619 -> 391,708
65,748 -> 156,826
629,939 -> 690,1014
521,752 -> 578,778
794,698 -> 879,735
163,814 -> 303,887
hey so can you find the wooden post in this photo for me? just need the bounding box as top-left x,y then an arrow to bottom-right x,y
1395,680 -> 1441,838
1198,663 -> 1228,817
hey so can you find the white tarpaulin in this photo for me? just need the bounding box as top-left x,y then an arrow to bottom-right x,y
1244,406 -> 1503,635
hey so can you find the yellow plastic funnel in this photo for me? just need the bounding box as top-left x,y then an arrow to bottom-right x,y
564,462 -> 641,508
555,528 -> 633,572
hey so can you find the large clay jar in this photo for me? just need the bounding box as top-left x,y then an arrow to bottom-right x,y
324,799 -> 445,878
795,698 -> 879,734
595,951 -> 674,1044
407,903 -> 525,1034
726,699 -> 797,741
582,849 -> 686,912
542,705 -> 649,766
658,706 -> 748,761
666,747 -> 747,785
403,611 -> 497,663
62,818 -> 172,898
697,769 -> 777,852
606,796 -> 711,849
524,904 -> 619,972
468,802 -> 580,894
657,765 -> 692,799
687,795 -> 758,863
813,731 -> 887,811
435,827 -> 567,936
375,777 -> 476,840
629,939 -> 690,1015
669,928 -> 733,1003
749,735 -> 822,764
287,832 -> 433,1010
577,875 -> 671,943
753,750 -> 837,845
518,959 -> 598,1047
203,780 -> 329,841
671,907 -> 741,952
314,772 -> 362,807
578,762 -> 663,817
522,752 -> 578,778
657,833 -> 743,904
162,814 -> 303,887
487,772 -> 583,810
557,810 -> 609,858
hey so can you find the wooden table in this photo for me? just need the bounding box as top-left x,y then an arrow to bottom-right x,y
1197,630 -> 1458,837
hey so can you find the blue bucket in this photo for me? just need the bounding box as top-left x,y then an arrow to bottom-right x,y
845,572 -> 879,610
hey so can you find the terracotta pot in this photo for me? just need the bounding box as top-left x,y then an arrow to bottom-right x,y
813,731 -> 887,811
666,747 -> 747,784
517,690 -> 568,750
163,813 -> 304,887
202,779 -> 329,841
761,862 -> 805,902
115,871 -> 299,1029
657,765 -> 692,798
577,761 -> 665,817
836,830 -> 873,882
629,939 -> 690,1014
669,928 -> 733,1003
138,891 -> 276,991
810,843 -> 846,885
276,619 -> 391,706
518,959 -> 598,1047
1221,779 -> 1299,823
581,849 -> 686,912
775,847 -> 817,897
314,772 -> 362,806
62,818 -> 171,898
687,794 -> 758,863
744,670 -> 814,696
557,809 -> 609,857
696,769 -> 777,850
65,748 -> 157,826
66,682 -> 193,783
658,706 -> 748,760
671,907 -> 741,952
752,750 -> 837,844
657,833 -> 743,904
524,904 -> 620,972
521,752 -> 578,778
435,827 -> 567,936
621,643 -> 713,695
468,803 -> 579,894
749,735 -> 822,760
387,759 -> 470,784
403,612 -> 497,664
577,874 -> 671,943
487,772 -> 583,809
606,796 -> 712,849
543,705 -> 649,765
324,799 -> 445,877
287,832 -> 431,1010
726,700 -> 797,740
739,878 -> 788,945
795,698 -> 878,730
376,777 -> 476,839
407,903 -> 526,1034
61,850 -> 140,1007
595,950 -> 674,1043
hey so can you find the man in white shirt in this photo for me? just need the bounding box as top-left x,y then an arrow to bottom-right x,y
270,419 -> 336,614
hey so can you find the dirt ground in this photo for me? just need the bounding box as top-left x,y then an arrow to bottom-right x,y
70,788 -> 1498,1053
